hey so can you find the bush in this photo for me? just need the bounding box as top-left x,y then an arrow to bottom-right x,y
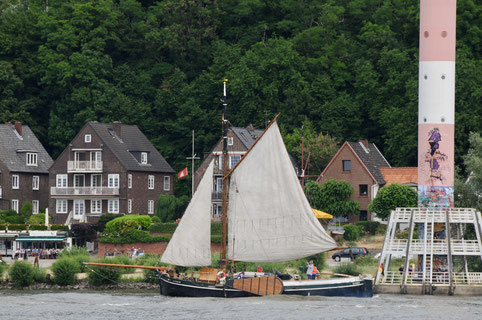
97,213 -> 123,231
60,246 -> 90,257
0,224 -> 68,231
9,261 -> 34,287
211,222 -> 222,235
149,222 -> 178,233
355,221 -> 380,235
29,213 -> 49,225
0,259 -> 8,276
104,215 -> 152,238
334,263 -> 359,276
343,224 -> 362,241
52,257 -> 78,285
99,229 -> 170,244
151,216 -> 161,224
87,262 -> 121,286
354,255 -> 378,267
32,267 -> 46,283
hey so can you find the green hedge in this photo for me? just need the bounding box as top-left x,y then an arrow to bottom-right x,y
99,229 -> 171,244
149,222 -> 178,233
355,221 -> 380,235
343,224 -> 362,241
0,224 -> 68,231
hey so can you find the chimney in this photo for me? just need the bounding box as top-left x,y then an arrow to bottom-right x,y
14,122 -> 22,136
246,124 -> 254,131
360,139 -> 369,149
113,121 -> 122,138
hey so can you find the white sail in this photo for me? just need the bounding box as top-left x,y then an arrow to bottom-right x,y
160,161 -> 214,266
227,121 -> 337,262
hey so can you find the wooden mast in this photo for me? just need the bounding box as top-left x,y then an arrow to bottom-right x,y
221,79 -> 228,267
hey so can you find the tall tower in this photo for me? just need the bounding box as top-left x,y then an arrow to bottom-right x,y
375,1 -> 482,295
417,0 -> 456,208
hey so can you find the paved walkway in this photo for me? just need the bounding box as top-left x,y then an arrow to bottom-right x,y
1,256 -> 56,268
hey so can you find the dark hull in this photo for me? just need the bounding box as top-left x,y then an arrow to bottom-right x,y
282,278 -> 373,298
158,274 -> 254,298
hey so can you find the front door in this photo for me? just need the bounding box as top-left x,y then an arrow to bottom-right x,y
73,200 -> 85,220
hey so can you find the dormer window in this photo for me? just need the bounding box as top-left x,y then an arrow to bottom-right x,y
26,153 -> 37,166
85,134 -> 91,143
141,152 -> 148,164
228,137 -> 233,146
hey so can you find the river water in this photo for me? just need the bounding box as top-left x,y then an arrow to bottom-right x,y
0,290 -> 481,320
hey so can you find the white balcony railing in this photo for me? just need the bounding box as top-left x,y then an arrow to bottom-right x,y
51,186 -> 119,196
67,161 -> 103,173
386,239 -> 481,256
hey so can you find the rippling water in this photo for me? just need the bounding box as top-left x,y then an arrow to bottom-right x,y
0,290 -> 481,320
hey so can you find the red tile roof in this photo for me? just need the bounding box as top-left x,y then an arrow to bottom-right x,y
380,167 -> 418,185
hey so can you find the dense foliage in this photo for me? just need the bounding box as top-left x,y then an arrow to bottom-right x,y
455,133 -> 482,211
305,180 -> 360,217
0,0 -> 478,198
368,183 -> 418,219
155,194 -> 189,222
343,224 -> 362,241
52,257 -> 78,286
8,261 -> 34,288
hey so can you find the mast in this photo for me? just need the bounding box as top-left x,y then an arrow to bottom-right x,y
221,79 -> 229,265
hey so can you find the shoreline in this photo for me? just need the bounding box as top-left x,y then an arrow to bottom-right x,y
0,280 -> 159,292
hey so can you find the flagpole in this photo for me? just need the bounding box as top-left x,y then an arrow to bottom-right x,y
186,130 -> 199,197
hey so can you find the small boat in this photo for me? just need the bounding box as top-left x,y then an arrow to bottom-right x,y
158,84 -> 372,298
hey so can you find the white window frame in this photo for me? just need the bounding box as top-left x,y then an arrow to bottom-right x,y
108,199 -> 119,213
56,174 -> 68,188
108,174 -> 119,188
56,200 -> 67,214
85,134 -> 91,143
91,199 -> 102,214
91,174 -> 102,188
141,152 -> 148,164
163,176 -> 170,191
148,175 -> 155,189
148,200 -> 154,215
26,152 -> 38,166
229,155 -> 241,169
73,200 -> 85,218
128,174 -> 132,188
227,137 -> 233,146
32,200 -> 39,214
11,200 -> 19,213
128,199 -> 132,214
74,174 -> 85,187
32,176 -> 40,190
12,175 -> 19,189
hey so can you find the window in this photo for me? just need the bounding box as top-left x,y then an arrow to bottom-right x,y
32,176 -> 40,190
11,200 -> 19,213
91,200 -> 102,214
74,200 -> 85,217
26,153 -> 37,166
148,200 -> 154,214
128,174 -> 132,188
141,152 -> 148,164
229,155 -> 241,168
74,174 -> 85,187
212,204 -> 222,217
91,174 -> 102,187
359,184 -> 368,196
108,199 -> 119,213
227,137 -> 233,146
12,175 -> 19,189
163,176 -> 170,191
343,160 -> 351,172
56,174 -> 67,188
360,210 -> 368,221
85,134 -> 91,143
56,200 -> 67,214
214,177 -> 223,192
128,199 -> 132,213
148,175 -> 155,189
108,174 -> 119,188
32,200 -> 39,214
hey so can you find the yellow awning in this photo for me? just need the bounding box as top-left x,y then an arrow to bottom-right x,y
312,208 -> 333,219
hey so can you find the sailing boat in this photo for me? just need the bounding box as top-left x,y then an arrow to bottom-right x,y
158,116 -> 372,298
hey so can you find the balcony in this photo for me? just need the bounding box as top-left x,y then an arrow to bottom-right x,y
51,187 -> 119,197
212,191 -> 223,201
67,161 -> 103,173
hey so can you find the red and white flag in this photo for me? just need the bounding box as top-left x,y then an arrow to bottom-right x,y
177,167 -> 188,179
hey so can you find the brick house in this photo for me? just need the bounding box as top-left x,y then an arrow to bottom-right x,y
49,121 -> 175,224
379,167 -> 418,190
317,140 -> 390,222
0,122 -> 53,214
193,126 -> 264,219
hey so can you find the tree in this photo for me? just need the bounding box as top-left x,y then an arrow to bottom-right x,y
305,179 -> 360,217
368,183 -> 417,220
455,132 -> 482,211
155,194 -> 189,222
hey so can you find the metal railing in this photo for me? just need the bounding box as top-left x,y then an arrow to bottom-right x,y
382,271 -> 482,285
51,186 -> 119,196
67,161 -> 103,173
386,239 -> 481,255
392,207 -> 477,223
211,191 -> 223,201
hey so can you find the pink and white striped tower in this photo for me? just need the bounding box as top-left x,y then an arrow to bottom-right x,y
418,0 -> 456,208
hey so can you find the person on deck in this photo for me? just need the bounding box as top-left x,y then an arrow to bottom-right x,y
257,265 -> 263,273
312,265 -> 319,280
306,261 -> 314,280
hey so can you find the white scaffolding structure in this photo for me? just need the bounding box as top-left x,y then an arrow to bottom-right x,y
375,207 -> 482,295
